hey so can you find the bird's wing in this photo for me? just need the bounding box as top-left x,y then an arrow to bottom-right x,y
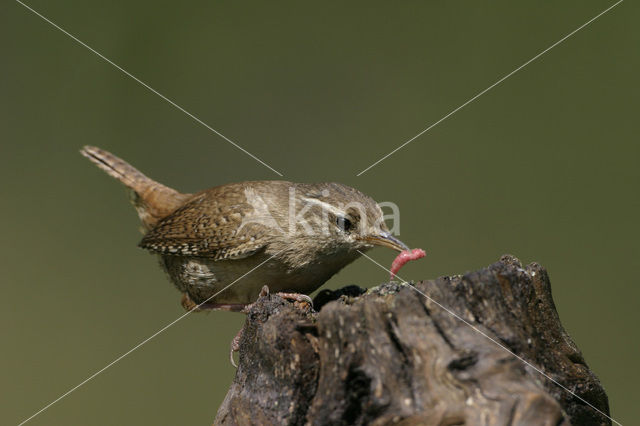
138,188 -> 274,260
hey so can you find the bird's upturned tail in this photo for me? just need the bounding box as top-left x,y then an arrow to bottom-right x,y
81,146 -> 190,230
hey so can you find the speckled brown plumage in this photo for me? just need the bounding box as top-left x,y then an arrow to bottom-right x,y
81,146 -> 409,309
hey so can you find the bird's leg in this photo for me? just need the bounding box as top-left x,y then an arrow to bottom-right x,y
180,293 -> 247,312
180,293 -> 200,311
182,287 -> 312,314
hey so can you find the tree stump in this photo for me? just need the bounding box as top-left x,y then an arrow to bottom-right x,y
215,255 -> 610,425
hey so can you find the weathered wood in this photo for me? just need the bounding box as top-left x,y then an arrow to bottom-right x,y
215,255 -> 610,425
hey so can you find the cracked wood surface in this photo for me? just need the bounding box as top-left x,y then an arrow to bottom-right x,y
215,255 -> 610,425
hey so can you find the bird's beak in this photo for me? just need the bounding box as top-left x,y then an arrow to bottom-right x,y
361,232 -> 409,252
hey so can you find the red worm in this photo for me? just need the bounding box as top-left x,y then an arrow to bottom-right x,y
390,248 -> 426,279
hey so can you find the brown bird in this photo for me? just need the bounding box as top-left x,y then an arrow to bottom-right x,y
81,146 -> 408,313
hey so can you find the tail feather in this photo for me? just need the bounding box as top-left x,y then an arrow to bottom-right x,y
81,146 -> 190,230
81,146 -> 150,192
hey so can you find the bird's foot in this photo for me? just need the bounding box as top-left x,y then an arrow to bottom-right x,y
243,286 -> 313,312
181,293 -> 201,311
275,292 -> 313,312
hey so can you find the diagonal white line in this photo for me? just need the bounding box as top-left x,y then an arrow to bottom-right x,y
15,0 -> 284,177
17,250 -> 284,426
357,250 -> 622,426
356,0 -> 623,176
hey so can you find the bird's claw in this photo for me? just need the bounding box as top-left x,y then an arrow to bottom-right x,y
275,292 -> 313,312
229,327 -> 243,368
256,286 -> 313,311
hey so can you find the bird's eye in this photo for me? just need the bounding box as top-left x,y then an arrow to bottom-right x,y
336,216 -> 353,232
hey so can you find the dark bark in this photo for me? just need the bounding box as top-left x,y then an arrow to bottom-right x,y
215,255 -> 610,425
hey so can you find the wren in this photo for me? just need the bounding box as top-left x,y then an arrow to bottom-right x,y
81,146 -> 408,312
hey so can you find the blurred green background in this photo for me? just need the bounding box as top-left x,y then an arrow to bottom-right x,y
2,0 -> 638,424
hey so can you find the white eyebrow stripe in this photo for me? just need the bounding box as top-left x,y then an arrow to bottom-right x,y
301,197 -> 345,216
